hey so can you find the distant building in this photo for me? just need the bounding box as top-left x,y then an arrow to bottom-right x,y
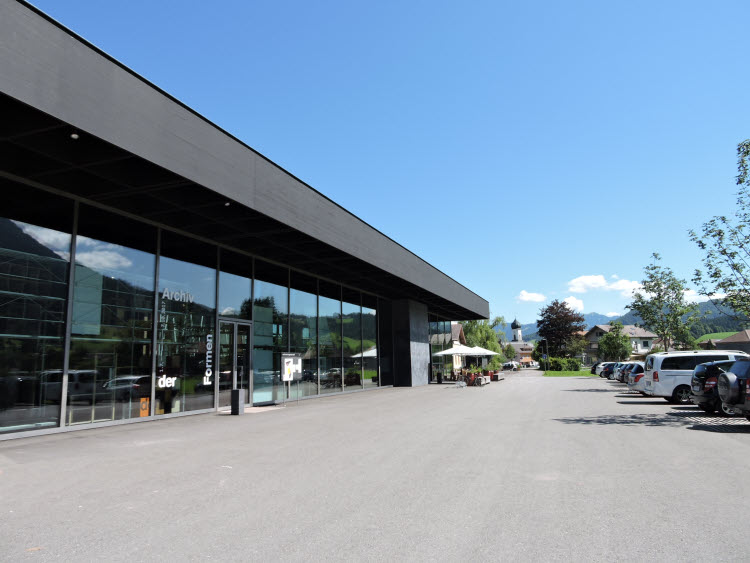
504,318 -> 534,366
715,330 -> 750,355
584,324 -> 657,361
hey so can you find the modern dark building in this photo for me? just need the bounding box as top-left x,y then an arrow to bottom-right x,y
0,0 -> 488,439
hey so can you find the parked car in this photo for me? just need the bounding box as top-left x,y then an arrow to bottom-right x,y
600,363 -> 616,379
626,362 -> 647,393
596,362 -> 612,377
643,350 -> 750,404
717,359 -> 750,420
690,360 -> 737,416
615,362 -> 634,382
590,362 -> 601,375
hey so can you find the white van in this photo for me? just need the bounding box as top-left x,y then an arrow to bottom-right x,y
643,350 -> 750,404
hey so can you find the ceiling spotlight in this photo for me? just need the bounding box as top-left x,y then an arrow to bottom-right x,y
224,202 -> 230,207
70,131 -> 80,140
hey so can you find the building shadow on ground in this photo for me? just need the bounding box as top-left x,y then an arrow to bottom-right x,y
555,407 -> 750,433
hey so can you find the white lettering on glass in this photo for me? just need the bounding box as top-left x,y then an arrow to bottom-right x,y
203,333 -> 213,385
162,288 -> 194,303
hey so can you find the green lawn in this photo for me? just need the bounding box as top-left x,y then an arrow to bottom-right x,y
696,331 -> 737,342
543,370 -> 597,377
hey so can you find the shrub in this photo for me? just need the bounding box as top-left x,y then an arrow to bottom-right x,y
549,357 -> 565,371
566,358 -> 581,371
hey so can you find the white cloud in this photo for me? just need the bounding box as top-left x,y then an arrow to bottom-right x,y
606,312 -> 621,317
518,290 -> 546,302
568,275 -> 608,293
608,279 -> 642,298
683,289 -> 726,303
76,251 -> 133,271
15,222 -> 70,252
568,273 -> 642,298
564,296 -> 584,312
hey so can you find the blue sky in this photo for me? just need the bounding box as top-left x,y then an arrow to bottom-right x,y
28,0 -> 750,324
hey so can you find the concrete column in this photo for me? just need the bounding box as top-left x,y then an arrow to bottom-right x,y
392,299 -> 429,387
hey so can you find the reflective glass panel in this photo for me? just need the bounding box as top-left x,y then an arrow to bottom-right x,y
289,273 -> 317,399
67,227 -> 155,425
253,261 -> 288,405
319,284 -> 342,394
218,250 -> 252,320
218,322 -> 234,408
155,255 -> 216,414
342,295 -> 362,390
362,296 -> 378,389
0,218 -> 70,434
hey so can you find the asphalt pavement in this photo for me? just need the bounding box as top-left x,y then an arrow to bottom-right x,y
3,370 -> 750,561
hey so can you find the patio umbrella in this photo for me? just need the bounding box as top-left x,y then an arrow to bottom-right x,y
433,344 -> 478,356
469,346 -> 500,356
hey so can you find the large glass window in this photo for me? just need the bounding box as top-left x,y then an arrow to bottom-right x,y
156,233 -> 217,414
67,207 -> 156,425
289,272 -> 317,399
0,205 -> 71,434
218,249 -> 252,320
253,260 -> 288,405
362,294 -> 378,389
319,281 -> 342,394
342,288 -> 362,390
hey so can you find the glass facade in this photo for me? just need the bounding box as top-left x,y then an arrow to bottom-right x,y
342,289 -> 362,391
253,261 -> 288,404
429,316 -> 453,382
0,218 -> 70,434
319,281 -> 342,394
0,184 -> 385,437
362,294 -> 378,389
67,207 -> 156,425
289,272 -> 318,399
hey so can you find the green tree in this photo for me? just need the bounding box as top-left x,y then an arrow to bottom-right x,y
690,140 -> 750,319
627,253 -> 700,352
503,343 -> 516,362
536,300 -> 586,357
460,316 -> 506,368
597,322 -> 631,361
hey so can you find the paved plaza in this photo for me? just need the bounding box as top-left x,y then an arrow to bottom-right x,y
3,371 -> 750,561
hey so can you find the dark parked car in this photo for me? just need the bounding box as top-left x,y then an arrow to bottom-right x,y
691,360 -> 736,416
590,362 -> 601,375
601,363 -> 616,380
717,359 -> 750,421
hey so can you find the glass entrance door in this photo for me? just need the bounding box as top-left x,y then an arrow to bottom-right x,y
218,321 -> 252,408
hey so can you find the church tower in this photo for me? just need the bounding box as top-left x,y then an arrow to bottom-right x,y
511,318 -> 522,342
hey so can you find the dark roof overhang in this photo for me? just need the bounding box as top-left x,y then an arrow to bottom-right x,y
0,0 -> 489,320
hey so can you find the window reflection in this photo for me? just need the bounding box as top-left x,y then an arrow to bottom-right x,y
253,261 -> 288,405
67,233 -> 155,425
319,282 -> 342,394
156,256 -> 216,414
0,218 -> 70,434
290,272 -> 317,398
342,297 -> 362,390
362,295 -> 378,388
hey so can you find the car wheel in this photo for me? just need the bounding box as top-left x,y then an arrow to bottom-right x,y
672,385 -> 692,405
717,402 -> 735,417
